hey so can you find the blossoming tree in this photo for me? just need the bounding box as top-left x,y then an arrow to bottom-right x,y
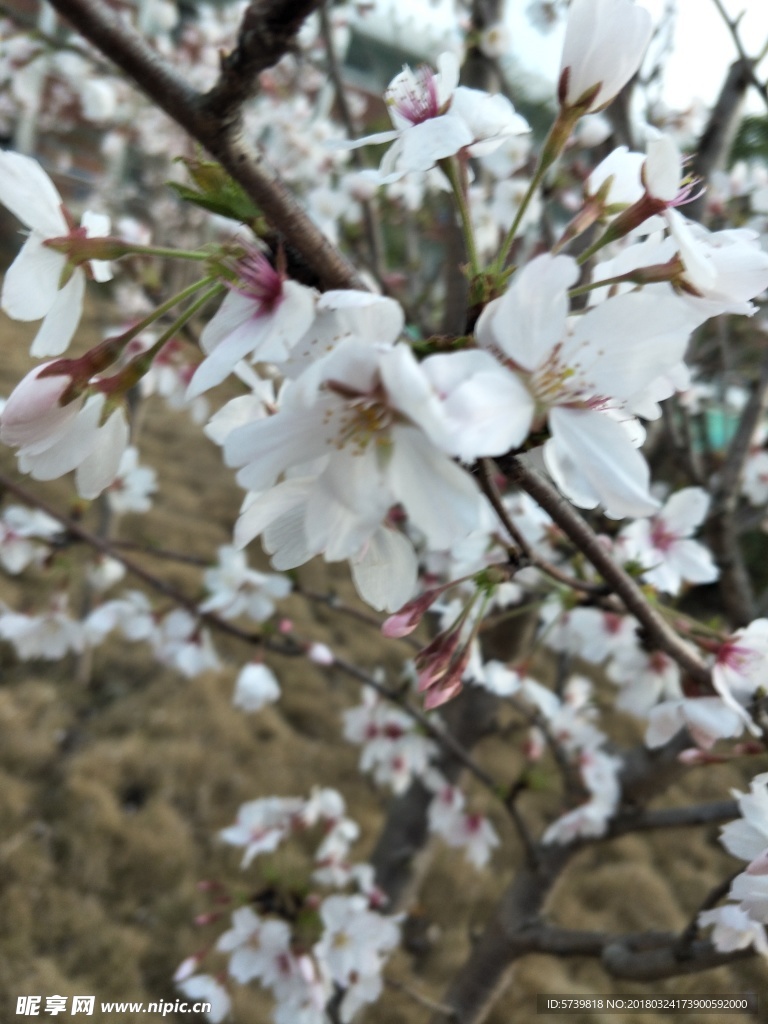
2,0 -> 768,1020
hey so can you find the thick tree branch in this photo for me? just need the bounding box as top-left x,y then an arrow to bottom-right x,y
607,800 -> 739,837
202,0 -> 322,125
44,0 -> 362,291
601,936 -> 754,980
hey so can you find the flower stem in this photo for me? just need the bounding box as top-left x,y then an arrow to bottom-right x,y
98,281 -> 224,394
441,156 -> 480,277
121,243 -> 215,261
494,109 -> 578,272
122,275 -> 220,345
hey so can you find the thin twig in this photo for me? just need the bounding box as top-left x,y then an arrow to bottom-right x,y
108,539 -> 211,567
294,584 -> 421,650
385,977 -> 458,1020
318,0 -> 385,279
675,869 -> 742,953
477,459 -> 609,597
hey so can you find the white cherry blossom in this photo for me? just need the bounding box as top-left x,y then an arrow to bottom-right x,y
0,149 -> 112,356
699,904 -> 768,957
341,52 -> 528,182
187,249 -> 317,398
475,252 -> 696,516
233,662 -> 281,712
713,620 -> 768,734
618,487 -> 718,595
1,363 -> 129,499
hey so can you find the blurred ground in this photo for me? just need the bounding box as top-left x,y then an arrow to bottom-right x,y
0,288 -> 764,1024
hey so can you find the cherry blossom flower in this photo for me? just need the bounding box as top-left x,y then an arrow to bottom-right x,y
225,337 -> 517,608
608,646 -> 682,716
720,773 -> 768,866
558,0 -> 653,114
475,252 -> 696,516
619,487 -> 718,595
220,796 -> 304,867
186,249 -> 317,398
200,545 -> 291,621
742,448 -> 768,506
713,619 -> 768,735
341,52 -> 528,182
233,662 -> 281,713
176,974 -> 231,1024
427,781 -> 500,867
152,609 -> 221,678
0,592 -> 85,659
699,904 -> 768,958
217,907 -> 292,985
85,589 -> 157,645
314,894 -> 400,1022
0,504 -> 60,574
0,149 -> 112,356
645,696 -> 746,749
343,688 -> 437,793
1,363 -> 129,499
106,445 -> 157,514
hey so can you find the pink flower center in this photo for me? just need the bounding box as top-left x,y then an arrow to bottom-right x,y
391,67 -> 442,126
716,639 -> 755,673
650,518 -> 678,552
231,251 -> 284,315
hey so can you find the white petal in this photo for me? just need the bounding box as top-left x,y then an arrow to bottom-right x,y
75,406 -> 130,498
388,425 -> 483,548
2,234 -> 66,321
30,270 -> 85,357
0,150 -> 66,235
233,483 -> 307,549
546,408 -> 659,518
476,253 -> 578,371
351,527 -> 418,611
20,394 -> 104,480
226,404 -> 333,491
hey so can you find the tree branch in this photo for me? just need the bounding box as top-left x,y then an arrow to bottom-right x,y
202,0 -> 322,125
601,936 -> 754,980
477,459 -> 610,597
607,800 -> 739,838
45,0 -> 362,291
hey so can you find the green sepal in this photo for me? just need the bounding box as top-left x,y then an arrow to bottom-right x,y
169,156 -> 267,230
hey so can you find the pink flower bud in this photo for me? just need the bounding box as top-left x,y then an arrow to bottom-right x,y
0,363 -> 75,448
382,587 -> 443,638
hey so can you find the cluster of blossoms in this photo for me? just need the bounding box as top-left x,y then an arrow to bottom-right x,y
700,775 -> 768,957
178,789 -> 400,1024
3,0 -> 768,1014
